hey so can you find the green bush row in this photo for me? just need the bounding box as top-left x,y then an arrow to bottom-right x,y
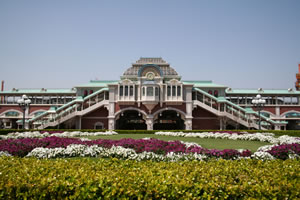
0,157 -> 299,199
1,129 -> 300,137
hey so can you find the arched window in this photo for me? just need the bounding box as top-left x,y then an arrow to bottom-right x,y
172,86 -> 176,96
125,86 -> 128,96
214,90 -> 218,97
285,112 -> 300,118
120,86 -> 123,96
5,111 -> 20,117
84,90 -> 88,96
155,87 -> 159,96
261,112 -> 270,118
167,86 -> 171,96
147,87 -> 154,96
177,86 -> 181,96
94,122 -> 104,129
130,86 -> 134,96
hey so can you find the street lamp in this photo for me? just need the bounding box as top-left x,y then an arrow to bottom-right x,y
251,94 -> 266,130
17,95 -> 31,129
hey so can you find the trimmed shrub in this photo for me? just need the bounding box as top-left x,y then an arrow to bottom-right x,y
0,157 -> 299,199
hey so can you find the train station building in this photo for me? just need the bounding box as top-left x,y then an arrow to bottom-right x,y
1,58 -> 299,130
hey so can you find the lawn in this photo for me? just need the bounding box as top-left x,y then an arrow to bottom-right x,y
81,134 -> 270,152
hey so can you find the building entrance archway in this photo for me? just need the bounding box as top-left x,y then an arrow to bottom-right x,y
153,110 -> 185,130
116,110 -> 147,130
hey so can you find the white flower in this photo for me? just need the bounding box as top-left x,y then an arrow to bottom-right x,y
1,131 -> 118,139
0,151 -> 12,157
251,152 -> 275,160
154,131 -> 300,145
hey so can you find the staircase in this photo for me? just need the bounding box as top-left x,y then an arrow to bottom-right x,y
193,88 -> 285,130
29,88 -> 109,129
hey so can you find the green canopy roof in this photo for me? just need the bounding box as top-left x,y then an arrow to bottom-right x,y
183,80 -> 227,88
0,88 -> 76,95
226,88 -> 300,95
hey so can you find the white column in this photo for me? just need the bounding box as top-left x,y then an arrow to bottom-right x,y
165,85 -> 167,101
133,84 -> 135,101
108,85 -> 116,130
77,116 -> 82,129
146,117 -> 153,130
219,118 -> 223,130
181,85 -> 183,101
118,85 -> 120,101
175,85 -> 178,101
185,119 -> 192,130
185,85 -> 193,130
123,85 -> 125,101
138,84 -> 141,107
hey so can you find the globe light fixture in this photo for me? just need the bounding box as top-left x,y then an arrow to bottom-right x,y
251,94 -> 266,130
17,95 -> 31,129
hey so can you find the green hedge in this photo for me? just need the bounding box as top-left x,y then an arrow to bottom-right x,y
0,157 -> 299,199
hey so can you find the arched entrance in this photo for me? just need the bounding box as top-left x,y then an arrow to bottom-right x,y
116,110 -> 147,130
153,110 -> 185,130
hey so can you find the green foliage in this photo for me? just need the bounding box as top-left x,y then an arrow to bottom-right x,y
0,157 -> 299,199
1,129 -> 300,137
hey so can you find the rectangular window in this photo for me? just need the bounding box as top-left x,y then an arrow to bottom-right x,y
147,87 -> 153,96
125,86 -> 128,96
172,86 -> 176,96
130,86 -> 133,96
177,86 -> 181,96
155,87 -> 159,96
167,86 -> 171,96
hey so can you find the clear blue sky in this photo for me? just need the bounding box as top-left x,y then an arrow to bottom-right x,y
0,0 -> 299,90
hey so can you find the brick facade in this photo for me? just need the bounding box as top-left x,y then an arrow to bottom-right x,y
81,106 -> 108,129
192,106 -> 219,129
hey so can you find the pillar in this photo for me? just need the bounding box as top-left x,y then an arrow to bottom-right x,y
76,116 -> 82,129
185,118 -> 192,130
219,118 -> 223,130
146,117 -> 154,130
185,85 -> 193,130
108,85 -> 116,130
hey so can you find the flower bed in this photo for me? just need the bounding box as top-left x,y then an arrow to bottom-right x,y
0,136 -> 299,160
0,136 -> 247,160
155,131 -> 300,144
0,130 -> 117,139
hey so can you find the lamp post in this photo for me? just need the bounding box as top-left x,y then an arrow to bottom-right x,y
17,95 -> 31,129
251,94 -> 266,130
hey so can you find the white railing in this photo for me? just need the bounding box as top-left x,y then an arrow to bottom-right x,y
193,88 -> 284,130
30,88 -> 109,129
